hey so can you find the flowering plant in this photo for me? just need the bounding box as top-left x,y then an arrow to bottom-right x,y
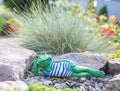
100,28 -> 116,37
109,16 -> 119,24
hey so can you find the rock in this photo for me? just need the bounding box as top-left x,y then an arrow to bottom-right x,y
0,63 -> 19,81
69,82 -> 77,88
65,82 -> 71,86
80,86 -> 86,91
88,86 -> 95,91
54,83 -> 66,89
98,82 -> 104,89
107,59 -> 120,75
42,80 -> 53,87
105,74 -> 120,91
53,52 -> 107,69
80,77 -> 87,82
0,44 -> 36,81
0,81 -> 28,91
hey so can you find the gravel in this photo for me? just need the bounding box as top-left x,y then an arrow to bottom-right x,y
24,71 -> 113,91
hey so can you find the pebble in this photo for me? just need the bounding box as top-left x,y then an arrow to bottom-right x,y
70,82 -> 77,88
42,80 -> 52,87
24,72 -> 113,91
80,77 -> 87,82
80,86 -> 86,91
54,83 -> 66,89
98,82 -> 104,89
88,86 -> 95,91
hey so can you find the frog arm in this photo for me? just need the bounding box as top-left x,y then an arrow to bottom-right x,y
34,60 -> 46,76
54,59 -> 76,67
34,60 -> 39,76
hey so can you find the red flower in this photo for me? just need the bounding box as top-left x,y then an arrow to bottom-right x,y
109,29 -> 116,37
93,14 -> 100,19
100,28 -> 116,37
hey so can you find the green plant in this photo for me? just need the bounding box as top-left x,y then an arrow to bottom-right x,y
0,17 -> 6,31
112,50 -> 120,59
4,0 -> 50,11
0,5 -> 15,36
19,4 -> 113,54
27,83 -> 81,91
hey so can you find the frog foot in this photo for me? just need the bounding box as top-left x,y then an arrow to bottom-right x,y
90,70 -> 105,78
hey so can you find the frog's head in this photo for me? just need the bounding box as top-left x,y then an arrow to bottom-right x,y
36,54 -> 52,67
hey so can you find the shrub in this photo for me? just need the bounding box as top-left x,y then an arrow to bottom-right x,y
0,17 -> 6,33
19,4 -> 112,54
112,50 -> 120,59
0,5 -> 12,35
27,83 -> 81,91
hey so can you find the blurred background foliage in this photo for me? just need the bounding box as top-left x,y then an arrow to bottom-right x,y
0,0 -> 119,56
4,0 -> 49,11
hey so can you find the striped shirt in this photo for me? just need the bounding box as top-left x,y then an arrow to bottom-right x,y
43,61 -> 73,77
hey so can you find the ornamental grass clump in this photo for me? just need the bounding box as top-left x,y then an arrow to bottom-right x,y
19,5 -> 112,54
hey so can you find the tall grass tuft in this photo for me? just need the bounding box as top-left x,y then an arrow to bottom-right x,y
18,4 -> 112,54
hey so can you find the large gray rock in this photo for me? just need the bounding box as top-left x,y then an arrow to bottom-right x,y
107,59 -> 120,75
0,44 -> 36,81
105,74 -> 120,91
0,63 -> 19,81
0,81 -> 28,91
52,52 -> 107,70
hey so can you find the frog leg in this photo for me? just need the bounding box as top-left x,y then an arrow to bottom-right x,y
72,72 -> 92,77
72,66 -> 105,77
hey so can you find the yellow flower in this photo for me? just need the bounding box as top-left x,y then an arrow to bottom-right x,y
109,16 -> 118,24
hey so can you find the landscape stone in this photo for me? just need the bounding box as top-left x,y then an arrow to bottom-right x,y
0,38 -> 36,81
42,80 -> 53,87
105,74 -> 120,91
107,59 -> 120,75
53,52 -> 107,70
0,63 -> 19,81
0,81 -> 28,91
54,83 -> 66,89
80,86 -> 86,91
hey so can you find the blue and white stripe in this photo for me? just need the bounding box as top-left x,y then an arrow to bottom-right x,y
43,61 -> 73,77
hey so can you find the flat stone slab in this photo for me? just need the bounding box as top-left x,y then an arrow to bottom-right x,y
53,52 -> 107,70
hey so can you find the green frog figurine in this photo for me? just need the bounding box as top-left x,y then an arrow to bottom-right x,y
34,54 -> 105,78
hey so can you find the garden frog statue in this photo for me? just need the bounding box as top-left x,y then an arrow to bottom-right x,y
34,54 -> 105,78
